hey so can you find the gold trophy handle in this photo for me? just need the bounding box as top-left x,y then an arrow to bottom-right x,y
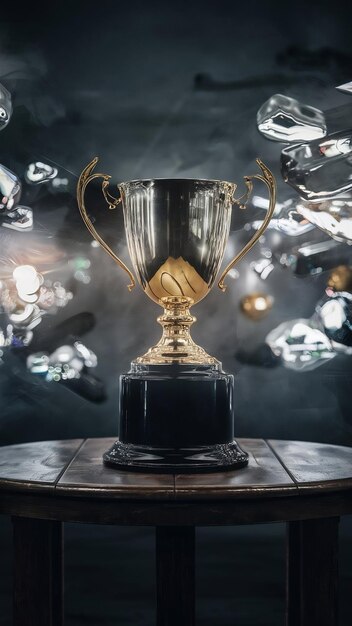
77,157 -> 136,291
218,158 -> 276,292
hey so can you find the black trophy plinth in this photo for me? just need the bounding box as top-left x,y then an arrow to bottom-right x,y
103,363 -> 249,473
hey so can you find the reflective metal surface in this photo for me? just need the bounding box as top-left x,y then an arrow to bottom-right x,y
120,177 -> 234,305
77,159 -> 276,364
281,129 -> 352,200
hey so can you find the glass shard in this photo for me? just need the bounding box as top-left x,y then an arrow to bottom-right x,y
266,318 -> 335,371
296,195 -> 352,243
336,81 -> 352,95
25,161 -> 58,185
281,129 -> 352,200
1,206 -> 33,232
315,289 -> 352,354
257,93 -> 326,142
276,238 -> 351,276
0,83 -> 12,131
0,163 -> 21,210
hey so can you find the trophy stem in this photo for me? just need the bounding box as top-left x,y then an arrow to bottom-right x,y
135,296 -> 218,365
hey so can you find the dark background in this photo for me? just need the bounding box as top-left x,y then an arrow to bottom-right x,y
0,1 -> 351,624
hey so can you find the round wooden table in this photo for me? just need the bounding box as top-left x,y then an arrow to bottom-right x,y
0,437 -> 352,626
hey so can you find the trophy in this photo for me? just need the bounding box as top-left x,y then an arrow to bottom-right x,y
77,158 -> 276,472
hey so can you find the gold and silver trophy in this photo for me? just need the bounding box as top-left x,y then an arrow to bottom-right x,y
77,158 -> 276,472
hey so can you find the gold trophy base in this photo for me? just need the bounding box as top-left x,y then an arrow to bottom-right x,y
136,296 -> 218,365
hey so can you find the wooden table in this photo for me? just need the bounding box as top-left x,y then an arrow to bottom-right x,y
0,438 -> 352,626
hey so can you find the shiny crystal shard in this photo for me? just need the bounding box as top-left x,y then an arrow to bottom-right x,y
276,238 -> 351,276
0,164 -> 21,210
281,129 -> 352,200
0,83 -> 12,131
336,81 -> 352,95
266,318 -> 335,371
25,161 -> 58,185
257,93 -> 326,142
1,206 -> 33,232
315,289 -> 352,354
250,194 -> 315,236
296,195 -> 352,243
250,257 -> 275,280
27,342 -> 98,382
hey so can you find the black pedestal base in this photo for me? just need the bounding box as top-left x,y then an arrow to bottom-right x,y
103,439 -> 249,473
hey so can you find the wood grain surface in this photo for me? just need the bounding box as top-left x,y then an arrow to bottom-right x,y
0,438 -> 351,504
57,438 -> 174,498
0,439 -> 83,492
268,440 -> 352,492
174,439 -> 296,498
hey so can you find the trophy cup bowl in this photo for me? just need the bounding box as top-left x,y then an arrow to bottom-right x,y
77,158 -> 276,472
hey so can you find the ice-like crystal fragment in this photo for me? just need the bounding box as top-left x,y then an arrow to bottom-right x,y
51,177 -> 69,189
281,130 -> 352,200
296,195 -> 352,243
266,318 -> 335,371
257,93 -> 326,142
0,83 -> 12,131
336,81 -> 352,95
249,194 -> 315,237
315,289 -> 352,354
0,164 -> 21,210
25,161 -> 58,185
27,353 -> 50,375
250,257 -> 275,280
277,238 -> 351,276
27,342 -> 98,382
0,325 -> 33,351
1,206 -> 33,232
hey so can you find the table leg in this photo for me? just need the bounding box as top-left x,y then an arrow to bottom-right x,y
286,517 -> 339,626
12,517 -> 63,626
156,526 -> 195,626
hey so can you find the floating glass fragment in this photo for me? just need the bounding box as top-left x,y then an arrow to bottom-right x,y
250,257 -> 275,280
257,93 -> 326,142
1,206 -> 33,232
296,195 -> 352,243
27,353 -> 50,375
315,289 -> 352,354
0,164 -> 21,210
336,81 -> 352,95
0,325 -> 33,351
266,318 -> 335,371
277,238 -> 352,276
27,342 -> 98,382
51,177 -> 69,189
281,130 -> 352,201
25,161 -> 58,185
249,194 -> 315,237
0,83 -> 12,131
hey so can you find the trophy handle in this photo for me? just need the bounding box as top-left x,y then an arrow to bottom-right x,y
77,157 -> 136,291
218,158 -> 276,292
